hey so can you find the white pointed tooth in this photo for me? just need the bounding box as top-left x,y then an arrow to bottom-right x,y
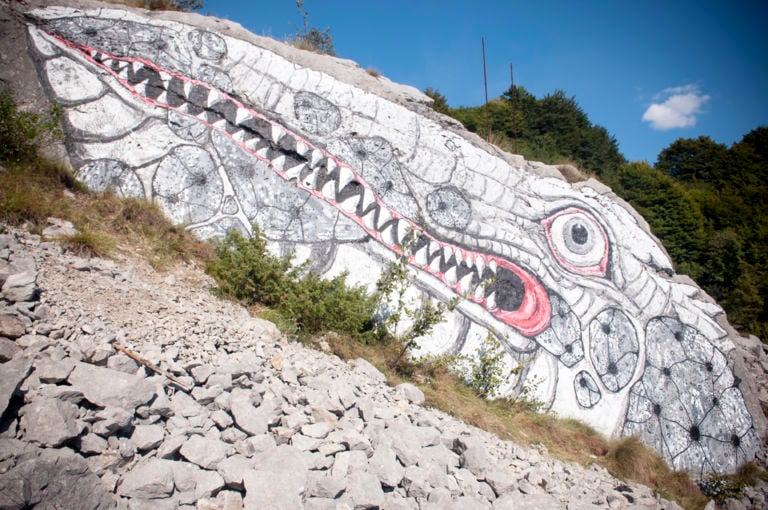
429,255 -> 442,274
321,180 -> 336,200
459,272 -> 474,295
212,118 -> 228,130
489,259 -> 498,274
473,281 -> 486,302
442,246 -> 453,264
207,88 -> 222,107
184,80 -> 194,98
158,70 -> 173,87
376,208 -> 391,229
155,91 -> 168,104
486,292 -> 497,310
284,163 -> 305,180
428,241 -> 440,258
464,253 -> 474,269
475,256 -> 486,276
444,266 -> 458,286
310,149 -> 324,167
396,220 -> 410,245
244,137 -> 261,150
380,224 -> 396,245
295,140 -> 310,156
361,188 -> 375,212
232,130 -> 247,142
132,61 -> 145,73
453,248 -> 463,264
336,165 -> 355,191
326,157 -> 338,174
414,246 -> 428,266
255,147 -> 270,159
102,58 -> 114,68
362,208 -> 377,230
271,155 -> 286,171
117,67 -> 129,80
340,194 -> 359,213
134,80 -> 148,96
235,107 -> 253,125
270,125 -> 285,143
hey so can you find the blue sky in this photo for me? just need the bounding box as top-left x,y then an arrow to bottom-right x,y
201,1 -> 767,164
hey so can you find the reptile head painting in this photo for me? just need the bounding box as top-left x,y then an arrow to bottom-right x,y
24,6 -> 761,475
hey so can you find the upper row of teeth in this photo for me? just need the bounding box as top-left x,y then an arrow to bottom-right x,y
90,53 -> 505,308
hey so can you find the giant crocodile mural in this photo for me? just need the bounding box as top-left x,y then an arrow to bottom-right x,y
21,5 -> 761,475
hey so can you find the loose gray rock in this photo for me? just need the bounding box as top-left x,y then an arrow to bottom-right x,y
395,382 -> 425,404
34,357 -> 75,383
243,445 -> 308,509
216,454 -> 252,490
230,388 -> 269,435
117,458 -> 175,499
0,313 -> 27,339
68,361 -> 155,409
0,337 -> 21,361
92,406 -> 134,437
2,271 -> 38,303
18,398 -> 81,447
179,435 -> 230,469
130,424 -> 165,451
171,461 -> 226,502
0,356 -> 32,416
0,442 -> 117,509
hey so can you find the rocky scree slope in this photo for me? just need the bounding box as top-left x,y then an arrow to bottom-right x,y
0,222 -> 692,510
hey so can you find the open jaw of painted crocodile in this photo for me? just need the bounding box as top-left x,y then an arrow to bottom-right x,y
26,8 -> 761,475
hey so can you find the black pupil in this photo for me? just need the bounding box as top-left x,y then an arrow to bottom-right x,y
571,224 -> 589,245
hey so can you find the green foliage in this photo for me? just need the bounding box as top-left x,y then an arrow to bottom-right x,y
467,333 -> 507,398
373,237 -> 455,364
439,85 -> 625,176
0,90 -> 62,166
424,87 -> 451,115
291,1 -> 336,56
206,226 -> 376,338
645,128 -> 768,338
603,162 -> 706,277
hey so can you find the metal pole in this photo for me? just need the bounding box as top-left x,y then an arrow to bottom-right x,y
482,37 -> 490,143
510,63 -> 518,154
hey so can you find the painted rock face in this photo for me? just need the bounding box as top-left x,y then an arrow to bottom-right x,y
25,7 -> 760,475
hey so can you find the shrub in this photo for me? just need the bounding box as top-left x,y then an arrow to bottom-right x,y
289,1 -> 336,56
0,90 -> 62,166
206,226 -> 376,338
467,333 -> 507,398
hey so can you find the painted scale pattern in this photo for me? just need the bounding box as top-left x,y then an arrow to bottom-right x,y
25,7 -> 760,475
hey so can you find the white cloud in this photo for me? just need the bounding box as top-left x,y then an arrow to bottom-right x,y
641,85 -> 710,130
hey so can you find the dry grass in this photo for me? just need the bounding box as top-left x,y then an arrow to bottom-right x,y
0,158 -> 213,269
366,67 -> 381,78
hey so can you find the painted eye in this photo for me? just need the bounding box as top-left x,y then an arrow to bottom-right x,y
543,207 -> 608,277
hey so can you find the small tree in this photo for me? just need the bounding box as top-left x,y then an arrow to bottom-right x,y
292,1 -> 336,56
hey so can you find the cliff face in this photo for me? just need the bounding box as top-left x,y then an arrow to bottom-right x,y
1,0 -> 763,474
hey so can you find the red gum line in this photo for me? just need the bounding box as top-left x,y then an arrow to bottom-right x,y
52,32 -> 551,337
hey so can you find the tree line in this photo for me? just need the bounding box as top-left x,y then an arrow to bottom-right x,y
425,86 -> 768,339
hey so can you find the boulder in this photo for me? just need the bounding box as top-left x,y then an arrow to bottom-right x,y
117,458 -> 175,499
18,398 -> 81,447
1,271 -> 38,303
67,361 -> 155,409
0,442 -> 117,509
0,356 -> 32,416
